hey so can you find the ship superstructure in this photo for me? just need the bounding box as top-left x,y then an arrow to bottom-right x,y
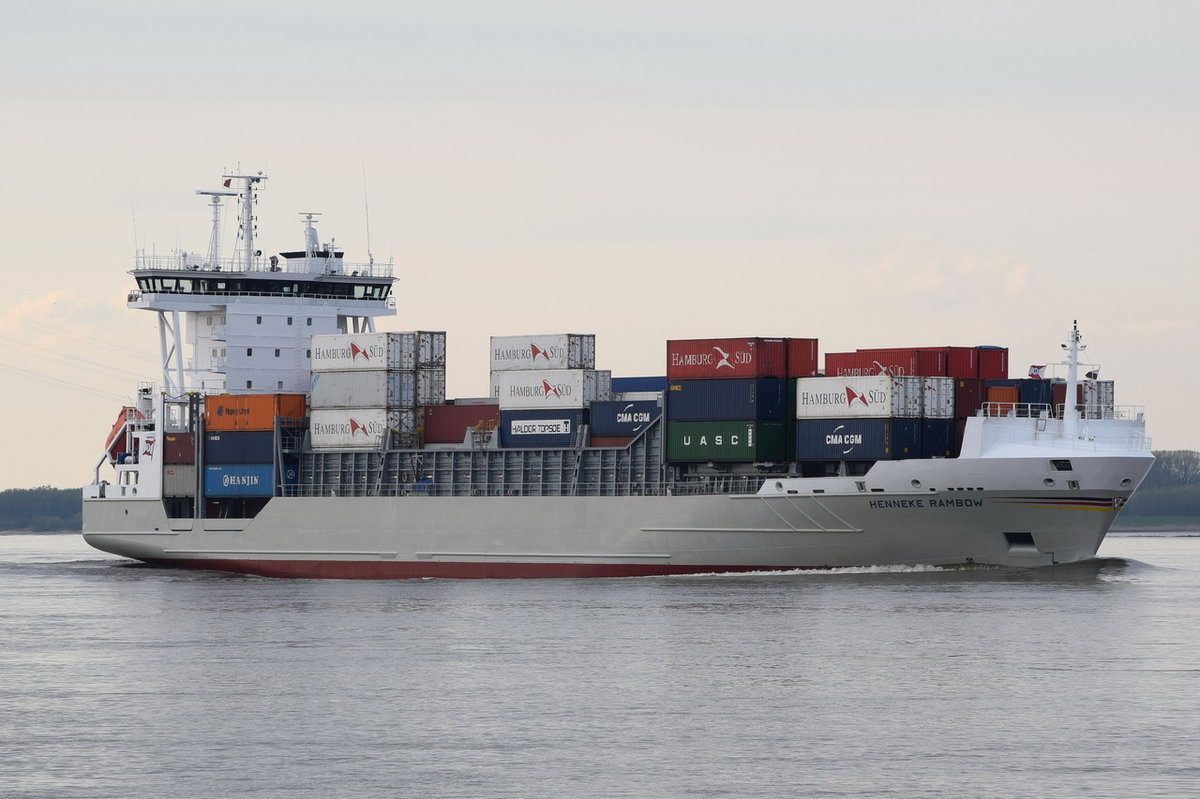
82,173 -> 1155,578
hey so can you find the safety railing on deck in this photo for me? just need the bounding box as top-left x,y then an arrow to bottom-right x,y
281,476 -> 770,499
133,253 -> 394,278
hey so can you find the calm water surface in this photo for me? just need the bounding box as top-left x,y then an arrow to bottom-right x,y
2,533 -> 1198,798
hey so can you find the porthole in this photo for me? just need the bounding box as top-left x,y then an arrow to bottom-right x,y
1043,478 -> 1055,487
775,481 -> 783,492
1120,478 -> 1132,488
911,479 -> 921,489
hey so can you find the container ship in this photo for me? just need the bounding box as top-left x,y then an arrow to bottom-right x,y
82,172 -> 1155,578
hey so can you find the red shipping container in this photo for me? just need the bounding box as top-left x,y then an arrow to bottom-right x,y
666,338 -> 788,380
919,346 -> 979,379
1050,382 -> 1085,417
163,432 -> 196,465
589,435 -> 636,448
422,403 -> 500,444
978,347 -> 1008,380
953,378 -> 986,419
986,385 -> 1019,415
785,338 -> 819,378
826,349 -> 946,377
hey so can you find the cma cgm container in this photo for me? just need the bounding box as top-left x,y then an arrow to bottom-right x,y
490,334 -> 596,371
499,409 -> 585,448
422,403 -> 501,444
310,369 -> 446,409
204,393 -> 306,431
666,379 -> 787,421
666,421 -> 786,463
794,376 -> 922,419
204,431 -> 275,464
666,338 -> 787,380
492,369 -> 607,410
204,463 -> 275,498
589,400 -> 661,436
794,418 -> 921,461
826,348 -> 947,378
310,331 -> 447,372
310,407 -> 416,449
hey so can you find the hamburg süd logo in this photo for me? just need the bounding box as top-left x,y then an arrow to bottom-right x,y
349,418 -> 368,436
350,342 -> 370,361
530,344 -> 551,362
542,380 -> 561,398
845,387 -> 869,408
713,346 -> 735,371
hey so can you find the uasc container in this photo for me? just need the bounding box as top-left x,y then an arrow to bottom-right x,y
204,394 -> 306,431
665,420 -> 786,463
666,338 -> 788,380
490,333 -> 596,371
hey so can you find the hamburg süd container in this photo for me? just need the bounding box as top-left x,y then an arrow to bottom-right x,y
794,376 -> 923,419
825,348 -> 947,378
204,431 -> 275,464
204,393 -> 306,431
489,334 -> 596,371
666,338 -> 788,380
665,379 -> 787,422
310,331 -> 447,372
589,400 -> 661,437
422,403 -> 501,444
498,409 -> 585,448
977,346 -> 1009,380
309,407 -> 416,449
310,368 -> 446,409
794,418 -> 920,461
204,463 -> 275,497
665,421 -> 786,463
921,377 -> 955,419
491,369 -> 607,410
786,338 -> 819,378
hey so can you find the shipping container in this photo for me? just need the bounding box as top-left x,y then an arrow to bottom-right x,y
794,376 -> 923,419
665,420 -> 787,463
588,435 -> 636,448
986,385 -> 1019,415
978,346 -> 1009,380
1051,382 -> 1085,416
1084,380 -> 1116,417
163,432 -> 196,465
794,418 -> 921,461
310,407 -> 416,449
204,393 -> 306,431
826,348 -> 947,377
953,378 -> 986,419
615,391 -> 663,402
589,400 -> 662,436
489,333 -> 596,371
491,369 -> 607,410
163,464 -> 196,497
204,463 -> 275,497
1017,379 -> 1053,408
422,403 -> 501,444
920,419 -> 955,458
786,338 -> 819,378
310,368 -> 446,409
499,409 -> 585,448
666,338 -> 788,380
920,347 -> 980,379
310,331 -> 446,372
204,431 -> 275,464
666,379 -> 787,421
611,376 -> 666,393
922,377 -> 955,419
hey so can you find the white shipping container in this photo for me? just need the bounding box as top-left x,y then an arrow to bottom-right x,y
310,331 -> 446,372
795,376 -> 923,419
922,377 -> 955,419
311,370 -> 416,409
491,369 -> 602,410
489,334 -> 596,371
310,407 -> 418,449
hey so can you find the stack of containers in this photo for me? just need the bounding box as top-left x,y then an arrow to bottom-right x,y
793,376 -> 923,461
309,331 -> 446,449
488,334 -> 610,448
202,393 -> 305,497
825,345 -> 1008,380
664,337 -> 791,463
162,432 -> 196,497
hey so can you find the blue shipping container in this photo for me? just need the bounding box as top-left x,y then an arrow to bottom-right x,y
589,400 -> 661,436
499,409 -> 586,448
795,418 -> 921,461
666,378 -> 787,421
611,376 -> 666,393
204,431 -> 275,464
1017,379 -> 1053,407
920,418 -> 955,458
204,463 -> 275,497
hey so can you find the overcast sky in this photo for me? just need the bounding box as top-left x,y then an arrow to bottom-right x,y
1,1 -> 1196,489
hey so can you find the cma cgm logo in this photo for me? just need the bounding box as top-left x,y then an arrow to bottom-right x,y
825,424 -> 864,455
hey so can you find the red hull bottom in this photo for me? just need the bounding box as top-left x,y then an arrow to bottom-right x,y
144,558 -> 814,580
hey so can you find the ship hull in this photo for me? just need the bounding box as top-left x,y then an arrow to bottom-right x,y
83,455 -> 1150,577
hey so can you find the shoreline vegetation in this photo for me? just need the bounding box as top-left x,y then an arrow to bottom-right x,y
3,450 -> 1198,533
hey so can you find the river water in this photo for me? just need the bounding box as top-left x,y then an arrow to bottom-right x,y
2,533 -> 1198,798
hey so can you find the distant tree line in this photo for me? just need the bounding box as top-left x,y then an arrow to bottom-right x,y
1120,450 -> 1200,518
0,451 -> 1195,531
0,486 -> 83,532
